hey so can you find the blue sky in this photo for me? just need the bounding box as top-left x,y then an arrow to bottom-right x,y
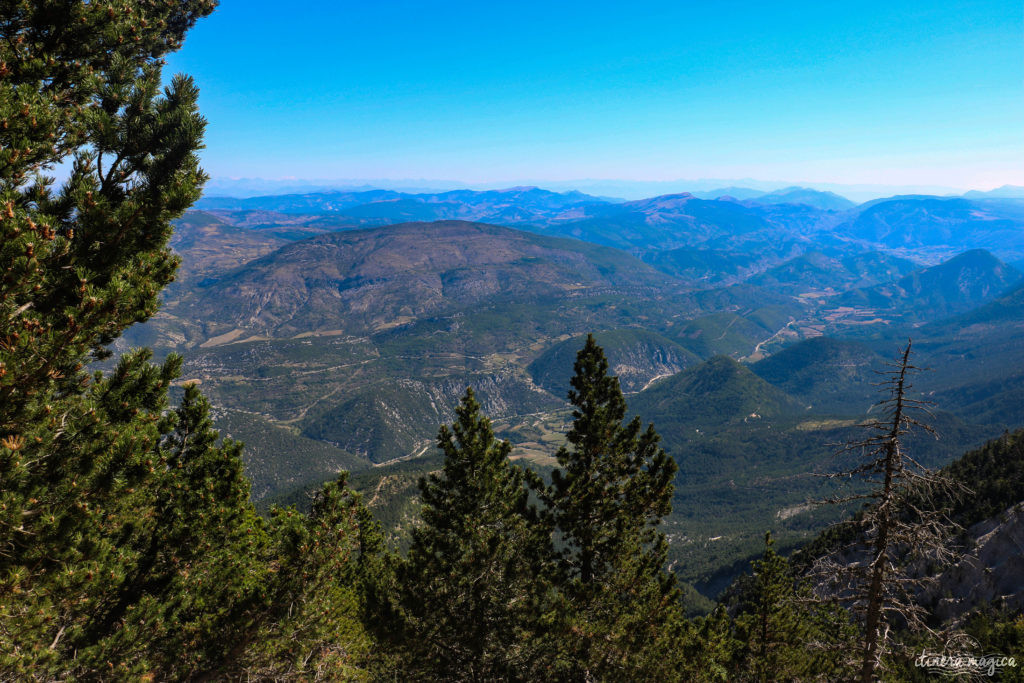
166,0 -> 1024,191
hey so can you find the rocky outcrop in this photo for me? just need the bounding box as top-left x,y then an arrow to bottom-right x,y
925,502 -> 1024,622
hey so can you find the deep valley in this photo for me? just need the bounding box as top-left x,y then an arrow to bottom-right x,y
123,186 -> 1024,600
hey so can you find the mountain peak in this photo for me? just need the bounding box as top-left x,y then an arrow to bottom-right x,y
752,337 -> 882,414
963,185 -> 1024,199
942,248 -> 1003,267
630,354 -> 802,426
175,220 -> 680,342
832,248 -> 1022,322
749,187 -> 855,211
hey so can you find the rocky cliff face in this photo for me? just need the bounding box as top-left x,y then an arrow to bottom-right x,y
607,340 -> 695,393
300,366 -> 560,463
925,502 -> 1024,622
527,329 -> 699,396
811,500 -> 1024,625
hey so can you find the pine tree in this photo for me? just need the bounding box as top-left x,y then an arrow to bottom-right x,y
0,4 -> 387,677
398,388 -> 551,680
675,607 -> 739,682
82,382 -> 266,675
0,2 -> 249,676
731,532 -> 856,681
232,474 -> 380,680
535,334 -> 681,679
736,532 -> 802,680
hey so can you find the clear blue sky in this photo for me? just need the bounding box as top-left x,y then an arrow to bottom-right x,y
165,0 -> 1024,190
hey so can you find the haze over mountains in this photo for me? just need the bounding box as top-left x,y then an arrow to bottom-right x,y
194,184 -> 1024,259
201,177 -> 1003,202
134,182 -> 1024,596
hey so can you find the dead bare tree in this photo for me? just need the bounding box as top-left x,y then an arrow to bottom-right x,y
810,340 -> 967,682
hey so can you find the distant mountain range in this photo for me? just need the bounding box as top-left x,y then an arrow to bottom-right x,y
124,182 -> 1024,598
142,209 -> 1024,469
196,187 -> 607,227
840,196 -> 1024,257
747,251 -> 919,295
194,187 -> 1024,263
831,249 -> 1022,321
201,177 -> 976,203
745,187 -> 856,211
543,193 -> 780,250
962,184 -> 1024,199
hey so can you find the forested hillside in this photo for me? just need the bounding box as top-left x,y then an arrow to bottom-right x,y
3,2 -> 1022,680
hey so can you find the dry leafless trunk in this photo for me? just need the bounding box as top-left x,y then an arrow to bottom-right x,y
810,340 -> 967,681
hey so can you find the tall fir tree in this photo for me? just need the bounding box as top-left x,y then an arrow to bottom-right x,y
730,532 -> 856,682
535,334 -> 682,680
399,388 -> 552,681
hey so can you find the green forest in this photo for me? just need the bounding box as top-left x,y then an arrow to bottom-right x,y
2,3 -> 1022,681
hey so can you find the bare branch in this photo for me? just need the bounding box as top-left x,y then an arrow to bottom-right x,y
805,340 -> 965,682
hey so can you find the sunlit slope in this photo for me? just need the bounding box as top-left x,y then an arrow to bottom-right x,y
170,220 -> 690,342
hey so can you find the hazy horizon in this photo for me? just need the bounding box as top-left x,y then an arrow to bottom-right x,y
199,175 -> 1019,203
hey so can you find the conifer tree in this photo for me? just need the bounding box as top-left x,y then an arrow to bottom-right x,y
232,474 -> 381,680
736,532 -> 803,680
535,334 -> 681,679
675,607 -> 739,682
731,532 -> 856,681
0,2 -> 252,676
83,382 -> 265,674
399,388 -> 551,680
0,4 -> 388,678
